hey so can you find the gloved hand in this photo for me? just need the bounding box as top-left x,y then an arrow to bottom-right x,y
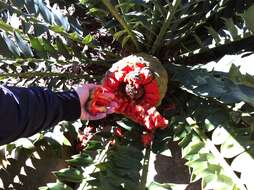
75,84 -> 116,120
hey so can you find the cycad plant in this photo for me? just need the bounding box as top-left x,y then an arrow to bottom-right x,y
0,0 -> 254,190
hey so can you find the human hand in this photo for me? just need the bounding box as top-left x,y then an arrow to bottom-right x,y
75,84 -> 116,120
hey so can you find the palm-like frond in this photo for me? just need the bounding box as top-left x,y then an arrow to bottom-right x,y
0,0 -> 110,88
85,0 -> 254,60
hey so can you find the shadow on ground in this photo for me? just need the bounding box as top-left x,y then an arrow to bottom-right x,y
153,141 -> 201,190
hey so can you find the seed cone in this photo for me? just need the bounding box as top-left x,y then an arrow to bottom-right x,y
103,53 -> 168,107
89,53 -> 169,138
131,53 -> 168,106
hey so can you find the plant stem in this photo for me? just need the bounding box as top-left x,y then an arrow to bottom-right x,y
186,117 -> 247,190
140,147 -> 151,190
101,0 -> 140,51
151,0 -> 181,55
78,141 -> 111,190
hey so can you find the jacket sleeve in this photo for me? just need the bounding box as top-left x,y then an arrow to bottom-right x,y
0,85 -> 81,145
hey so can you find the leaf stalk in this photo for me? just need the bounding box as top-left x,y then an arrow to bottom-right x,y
101,0 -> 140,51
140,147 -> 151,190
187,118 -> 247,190
151,0 -> 181,55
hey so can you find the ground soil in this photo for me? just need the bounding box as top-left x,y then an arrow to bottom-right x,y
152,141 -> 202,190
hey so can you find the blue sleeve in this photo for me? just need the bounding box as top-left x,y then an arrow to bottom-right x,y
0,85 -> 81,145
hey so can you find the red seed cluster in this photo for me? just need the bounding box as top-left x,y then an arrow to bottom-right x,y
89,55 -> 168,146
76,126 -> 95,152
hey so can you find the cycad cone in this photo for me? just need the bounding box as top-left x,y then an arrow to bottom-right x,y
136,53 -> 168,106
104,53 -> 168,106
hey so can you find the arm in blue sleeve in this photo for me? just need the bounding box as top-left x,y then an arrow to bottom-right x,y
0,85 -> 81,145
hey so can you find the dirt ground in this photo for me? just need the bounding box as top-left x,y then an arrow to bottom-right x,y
150,141 -> 201,190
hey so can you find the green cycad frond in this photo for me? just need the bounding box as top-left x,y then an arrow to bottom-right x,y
85,0 -> 254,60
0,0 -> 85,59
101,0 -> 141,51
168,52 -> 254,107
0,0 -> 108,88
